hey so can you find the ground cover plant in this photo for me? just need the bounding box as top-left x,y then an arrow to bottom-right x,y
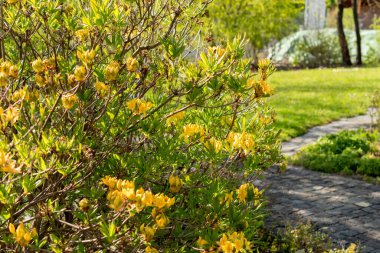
0,0 -> 286,252
269,67 -> 380,140
291,129 -> 380,178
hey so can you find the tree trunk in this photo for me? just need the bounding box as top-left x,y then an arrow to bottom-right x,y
353,0 -> 362,65
337,0 -> 352,66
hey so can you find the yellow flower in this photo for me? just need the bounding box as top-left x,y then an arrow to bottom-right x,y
74,66 -> 87,82
4,106 -> 19,125
145,246 -> 159,253
155,213 -> 170,228
153,193 -> 175,209
141,190 -> 155,207
107,190 -> 125,211
0,150 -> 22,174
104,61 -> 120,81
9,222 -> 37,247
140,224 -> 156,242
31,58 -> 45,73
62,94 -> 78,110
79,198 -> 89,212
126,57 -> 139,72
94,81 -> 110,97
77,49 -> 95,66
181,124 -> 205,143
168,175 -> 182,193
197,236 -> 209,247
67,74 -> 76,86
9,65 -> 18,78
219,234 -> 234,253
0,72 -> 8,87
75,29 -> 90,42
237,183 -> 250,204
126,98 -> 153,115
35,74 -> 45,87
223,192 -> 233,207
227,132 -> 255,154
166,111 -> 185,125
0,61 -> 12,75
205,137 -> 222,153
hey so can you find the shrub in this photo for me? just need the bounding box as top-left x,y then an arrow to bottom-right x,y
293,32 -> 341,68
291,129 -> 380,178
371,91 -> 380,130
0,0 -> 282,252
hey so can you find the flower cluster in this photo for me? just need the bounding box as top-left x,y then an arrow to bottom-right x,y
104,61 -> 120,81
227,132 -> 255,154
219,232 -> 250,253
102,176 -> 175,247
9,223 -> 37,247
0,60 -> 18,86
126,98 -> 154,115
31,58 -> 57,87
166,111 -> 185,125
181,124 -> 205,143
0,106 -> 19,127
62,94 -> 79,110
168,175 -> 182,193
77,49 -> 95,67
222,183 -> 262,206
0,150 -> 21,174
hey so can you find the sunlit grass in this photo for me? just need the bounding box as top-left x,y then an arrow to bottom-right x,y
268,67 -> 380,140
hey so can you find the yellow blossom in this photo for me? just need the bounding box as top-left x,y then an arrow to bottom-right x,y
145,246 -> 159,253
104,61 -> 120,81
126,98 -> 153,115
5,106 -> 19,125
227,132 -> 255,154
0,72 -> 8,87
223,192 -> 233,207
205,137 -> 222,153
126,57 -> 139,72
77,49 -> 95,66
155,213 -> 170,228
153,193 -> 175,209
0,61 -> 12,74
0,150 -> 22,174
237,183 -> 250,204
140,224 -> 156,242
62,94 -> 78,110
107,190 -> 125,211
94,81 -> 110,97
35,74 -> 45,87
181,124 -> 205,143
31,58 -> 45,73
74,66 -> 87,82
197,236 -> 209,247
166,111 -> 185,125
67,74 -> 76,86
7,0 -> 22,4
75,29 -> 90,42
8,65 -> 18,78
9,222 -> 37,247
168,175 -> 182,193
79,198 -> 89,211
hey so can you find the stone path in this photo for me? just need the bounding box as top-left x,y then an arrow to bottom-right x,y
256,112 -> 380,252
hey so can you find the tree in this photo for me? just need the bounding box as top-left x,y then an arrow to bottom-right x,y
207,0 -> 304,55
337,0 -> 352,66
353,0 -> 362,65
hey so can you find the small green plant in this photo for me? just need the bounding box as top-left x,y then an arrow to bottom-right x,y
258,222 -> 360,253
293,32 -> 341,68
291,129 -> 380,178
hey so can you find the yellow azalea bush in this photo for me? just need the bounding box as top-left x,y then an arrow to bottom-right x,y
0,0 -> 282,251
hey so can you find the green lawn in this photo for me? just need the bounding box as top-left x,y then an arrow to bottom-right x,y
268,67 -> 380,140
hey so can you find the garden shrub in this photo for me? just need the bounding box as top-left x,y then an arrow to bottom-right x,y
292,32 -> 341,68
0,0 -> 283,252
292,129 -> 380,178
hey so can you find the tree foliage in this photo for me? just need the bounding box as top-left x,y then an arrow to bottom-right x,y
207,0 -> 304,52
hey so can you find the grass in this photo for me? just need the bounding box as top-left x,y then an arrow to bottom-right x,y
268,67 -> 380,140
